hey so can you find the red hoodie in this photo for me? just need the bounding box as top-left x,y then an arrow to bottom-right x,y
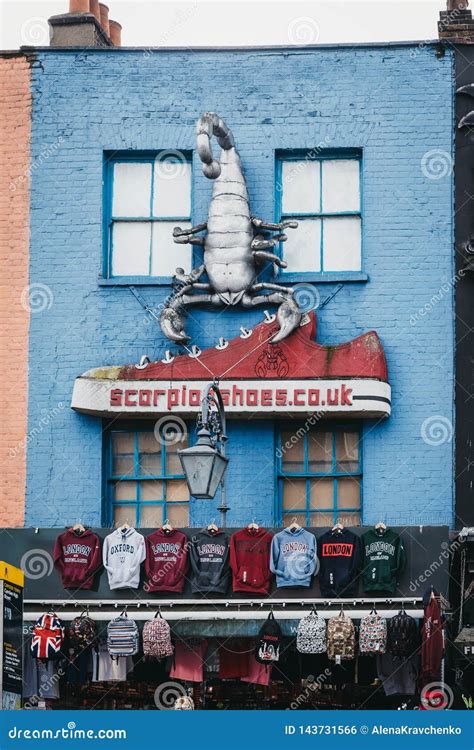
230,527 -> 273,594
421,596 -> 444,684
144,529 -> 189,593
53,529 -> 101,590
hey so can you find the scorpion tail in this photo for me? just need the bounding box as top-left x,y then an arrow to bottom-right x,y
159,307 -> 191,344
196,112 -> 235,180
271,297 -> 302,344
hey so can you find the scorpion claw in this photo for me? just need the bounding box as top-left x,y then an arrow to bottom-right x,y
159,308 -> 191,344
271,297 -> 302,344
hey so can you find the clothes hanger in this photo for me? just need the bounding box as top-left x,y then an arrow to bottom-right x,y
72,522 -> 86,535
207,519 -> 219,534
162,519 -> 173,535
375,521 -> 387,533
288,517 -> 301,533
248,518 -> 259,531
119,522 -> 130,533
332,520 -> 344,534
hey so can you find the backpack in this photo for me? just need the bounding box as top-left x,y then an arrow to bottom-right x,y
296,610 -> 327,654
174,695 -> 194,710
327,611 -> 356,661
359,613 -> 387,654
107,613 -> 139,660
255,611 -> 282,664
31,612 -> 65,660
387,611 -> 419,657
69,612 -> 99,653
143,612 -> 173,659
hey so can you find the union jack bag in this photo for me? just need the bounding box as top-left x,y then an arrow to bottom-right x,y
31,612 -> 65,661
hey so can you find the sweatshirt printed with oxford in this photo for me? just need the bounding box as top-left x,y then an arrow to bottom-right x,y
54,528 -> 101,590
270,527 -> 318,588
102,527 -> 146,590
230,527 -> 273,594
189,529 -> 230,594
361,527 -> 406,593
144,528 -> 189,593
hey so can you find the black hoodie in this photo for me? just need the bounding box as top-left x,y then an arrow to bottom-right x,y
318,528 -> 361,597
189,529 -> 231,594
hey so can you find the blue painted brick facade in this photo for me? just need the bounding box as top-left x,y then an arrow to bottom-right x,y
26,44 -> 455,528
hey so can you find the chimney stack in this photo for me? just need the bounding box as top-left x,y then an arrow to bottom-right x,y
439,1 -> 474,43
47,0 -> 122,48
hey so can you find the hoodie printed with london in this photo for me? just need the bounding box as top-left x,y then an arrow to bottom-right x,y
144,528 -> 189,593
318,528 -> 361,597
270,527 -> 318,588
361,527 -> 406,593
54,528 -> 101,590
189,529 -> 230,594
102,528 -> 146,590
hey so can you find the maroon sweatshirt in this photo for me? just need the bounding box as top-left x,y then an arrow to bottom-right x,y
144,529 -> 189,593
53,529 -> 101,590
230,527 -> 273,594
421,597 -> 444,684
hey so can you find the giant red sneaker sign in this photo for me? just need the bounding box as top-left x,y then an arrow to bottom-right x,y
71,313 -> 391,419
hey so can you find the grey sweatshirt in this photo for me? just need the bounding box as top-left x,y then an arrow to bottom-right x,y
270,527 -> 318,588
103,528 -> 146,590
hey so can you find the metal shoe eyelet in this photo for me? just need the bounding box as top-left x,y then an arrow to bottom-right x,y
135,355 -> 150,370
216,337 -> 229,350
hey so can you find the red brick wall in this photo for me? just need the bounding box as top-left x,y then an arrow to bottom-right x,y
0,55 -> 31,527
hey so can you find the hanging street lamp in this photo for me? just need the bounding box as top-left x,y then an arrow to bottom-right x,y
178,381 -> 230,524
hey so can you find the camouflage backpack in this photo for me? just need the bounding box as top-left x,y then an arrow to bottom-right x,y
69,612 -> 99,653
359,613 -> 387,654
327,611 -> 355,661
143,612 -> 173,659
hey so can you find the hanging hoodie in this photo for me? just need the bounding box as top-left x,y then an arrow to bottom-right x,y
270,527 -> 318,588
144,528 -> 189,593
189,529 -> 230,594
361,527 -> 406,593
318,528 -> 361,597
230,527 -> 273,594
421,594 -> 444,684
102,528 -> 146,590
53,529 -> 101,590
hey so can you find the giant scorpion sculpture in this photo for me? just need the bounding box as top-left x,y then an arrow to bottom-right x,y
159,113 -> 303,345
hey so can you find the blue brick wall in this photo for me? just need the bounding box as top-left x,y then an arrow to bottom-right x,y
26,44 -> 455,528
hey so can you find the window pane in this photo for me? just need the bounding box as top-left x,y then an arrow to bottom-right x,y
140,480 -> 164,501
280,431 -> 305,472
336,477 -> 360,509
167,504 -> 189,527
282,513 -> 307,528
153,159 -> 191,217
336,432 -> 359,472
112,433 -> 135,476
322,217 -> 361,272
283,218 -> 321,273
113,481 -> 137,501
322,159 -> 360,213
139,504 -> 164,528
150,221 -> 192,276
282,479 -> 307,511
281,160 -> 320,213
138,433 -> 162,475
113,505 -> 137,527
112,222 -> 151,276
166,437 -> 188,475
308,432 -> 332,472
112,162 -> 152,217
166,479 -> 189,502
310,512 -> 334,527
309,478 -> 334,510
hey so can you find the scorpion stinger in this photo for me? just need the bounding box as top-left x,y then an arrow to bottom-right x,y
159,112 -> 302,345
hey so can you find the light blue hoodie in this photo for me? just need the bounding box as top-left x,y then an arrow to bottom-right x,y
270,527 -> 318,588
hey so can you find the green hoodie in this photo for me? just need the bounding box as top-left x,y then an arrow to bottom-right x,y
361,528 -> 406,593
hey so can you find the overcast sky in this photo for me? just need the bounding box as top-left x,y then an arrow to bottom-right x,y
0,0 -> 444,49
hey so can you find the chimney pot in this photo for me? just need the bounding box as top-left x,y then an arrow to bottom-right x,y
89,0 -> 100,22
109,20 -> 122,46
69,0 -> 90,12
99,3 -> 110,36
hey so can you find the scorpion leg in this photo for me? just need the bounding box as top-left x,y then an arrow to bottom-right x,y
159,288 -> 221,343
244,284 -> 302,344
252,217 -> 298,232
173,264 -> 206,286
252,250 -> 288,269
173,222 -> 207,237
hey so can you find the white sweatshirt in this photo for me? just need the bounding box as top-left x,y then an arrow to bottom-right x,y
102,528 -> 146,590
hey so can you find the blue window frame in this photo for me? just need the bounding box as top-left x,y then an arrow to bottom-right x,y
107,426 -> 190,528
276,423 -> 362,527
275,151 -> 363,281
103,151 -> 193,282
